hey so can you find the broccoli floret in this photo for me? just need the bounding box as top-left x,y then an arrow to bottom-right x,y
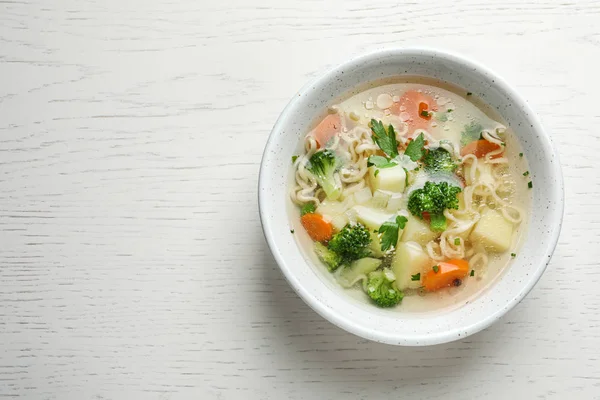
327,223 -> 371,263
366,269 -> 403,308
407,181 -> 462,232
314,242 -> 342,271
423,147 -> 457,173
307,150 -> 342,200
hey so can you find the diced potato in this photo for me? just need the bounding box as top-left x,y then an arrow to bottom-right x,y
386,193 -> 404,213
369,190 -> 391,209
369,164 -> 406,193
392,241 -> 432,290
353,187 -> 372,205
352,205 -> 395,231
337,257 -> 382,288
329,213 -> 349,232
400,215 -> 439,245
368,231 -> 385,258
469,208 -> 513,252
316,200 -> 346,216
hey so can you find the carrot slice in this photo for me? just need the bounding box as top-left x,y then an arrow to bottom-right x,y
390,90 -> 437,134
418,102 -> 432,120
301,213 -> 333,242
422,259 -> 470,292
460,139 -> 503,159
313,114 -> 341,148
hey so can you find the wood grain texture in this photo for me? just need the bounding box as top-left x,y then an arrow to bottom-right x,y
0,0 -> 599,398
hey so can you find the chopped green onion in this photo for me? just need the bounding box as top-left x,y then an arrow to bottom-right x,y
519,152 -> 523,157
470,270 -> 475,277
290,229 -> 295,234
447,109 -> 453,113
411,273 -> 421,281
432,265 -> 440,273
454,238 -> 460,245
466,92 -> 473,96
511,253 -> 516,258
523,171 -> 530,177
292,155 -> 298,163
374,169 -> 380,177
528,181 -> 533,189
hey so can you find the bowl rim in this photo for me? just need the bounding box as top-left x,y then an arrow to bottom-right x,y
258,47 -> 564,345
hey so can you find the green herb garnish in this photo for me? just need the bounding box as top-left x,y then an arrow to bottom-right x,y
519,152 -> 523,157
370,119 -> 398,158
466,92 -> 473,96
454,238 -> 460,245
470,270 -> 475,277
374,169 -> 379,177
411,273 -> 421,281
290,229 -> 295,234
511,253 -> 516,258
432,265 -> 440,273
404,133 -> 426,161
367,155 -> 397,169
292,155 -> 298,163
420,110 -> 430,118
523,171 -> 529,177
528,181 -> 533,189
377,216 -> 408,252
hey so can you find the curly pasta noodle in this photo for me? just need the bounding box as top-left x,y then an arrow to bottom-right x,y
425,130 -> 524,267
291,111 -> 379,206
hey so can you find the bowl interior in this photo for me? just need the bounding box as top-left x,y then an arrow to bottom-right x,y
259,48 -> 563,345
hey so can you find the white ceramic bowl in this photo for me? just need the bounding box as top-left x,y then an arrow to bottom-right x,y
258,48 -> 563,346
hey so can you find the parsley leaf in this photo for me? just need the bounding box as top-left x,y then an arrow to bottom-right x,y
432,265 -> 440,273
470,269 -> 475,277
367,155 -> 397,169
519,152 -> 524,157
460,122 -> 484,146
523,171 -> 529,177
370,119 -> 398,158
528,181 -> 533,189
300,203 -> 316,216
404,133 -> 425,161
411,273 -> 421,281
467,92 -> 473,96
511,253 -> 516,258
292,155 -> 298,163
377,215 -> 408,252
429,213 -> 447,232
454,238 -> 460,245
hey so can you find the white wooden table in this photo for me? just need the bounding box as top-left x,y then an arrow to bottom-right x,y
1,1 -> 599,398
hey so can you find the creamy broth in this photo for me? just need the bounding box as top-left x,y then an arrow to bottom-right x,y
290,77 -> 531,312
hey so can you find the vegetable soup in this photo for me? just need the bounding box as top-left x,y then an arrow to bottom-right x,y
290,77 -> 531,311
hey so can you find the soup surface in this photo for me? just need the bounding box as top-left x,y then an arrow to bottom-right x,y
290,77 -> 531,311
